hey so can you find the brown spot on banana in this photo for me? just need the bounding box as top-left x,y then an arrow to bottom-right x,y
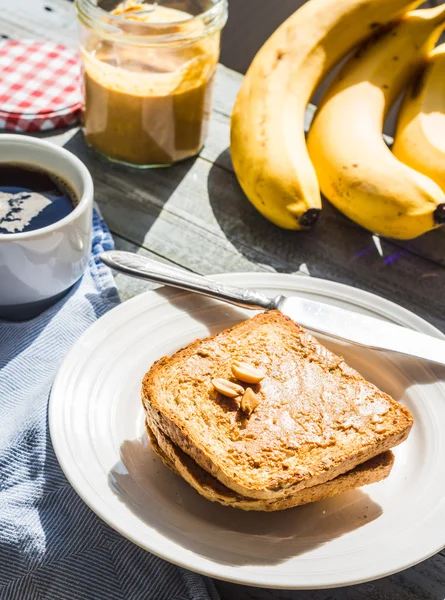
273,50 -> 286,69
354,22 -> 397,59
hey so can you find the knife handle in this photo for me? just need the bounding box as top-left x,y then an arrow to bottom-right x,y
100,251 -> 275,310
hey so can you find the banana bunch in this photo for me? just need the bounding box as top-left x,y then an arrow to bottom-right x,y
307,6 -> 445,239
230,0 -> 445,240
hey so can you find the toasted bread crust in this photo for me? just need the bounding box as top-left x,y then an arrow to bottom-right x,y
146,421 -> 394,512
142,311 -> 413,500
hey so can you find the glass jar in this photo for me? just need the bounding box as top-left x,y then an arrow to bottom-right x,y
75,0 -> 228,167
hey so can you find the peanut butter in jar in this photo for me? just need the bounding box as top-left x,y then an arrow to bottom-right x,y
76,1 -> 228,167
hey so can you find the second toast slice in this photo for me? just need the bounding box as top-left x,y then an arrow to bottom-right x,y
146,420 -> 395,511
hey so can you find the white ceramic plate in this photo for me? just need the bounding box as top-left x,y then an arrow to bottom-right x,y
49,273 -> 445,589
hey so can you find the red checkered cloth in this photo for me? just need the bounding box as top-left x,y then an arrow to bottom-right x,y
0,40 -> 82,132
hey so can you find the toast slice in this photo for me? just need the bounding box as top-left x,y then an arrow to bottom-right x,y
146,421 -> 394,511
142,310 -> 413,500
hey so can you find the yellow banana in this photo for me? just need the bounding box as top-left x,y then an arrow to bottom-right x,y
393,43 -> 445,193
230,0 -> 421,231
307,6 -> 445,240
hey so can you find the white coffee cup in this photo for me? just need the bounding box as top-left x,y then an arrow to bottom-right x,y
0,134 -> 93,320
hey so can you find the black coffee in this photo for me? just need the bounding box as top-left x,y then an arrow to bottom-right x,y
0,164 -> 79,235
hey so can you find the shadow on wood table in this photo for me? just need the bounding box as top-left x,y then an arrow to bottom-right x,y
206,149 -> 445,331
62,130 -> 199,249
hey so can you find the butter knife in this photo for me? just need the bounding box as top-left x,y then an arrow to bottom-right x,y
100,250 -> 445,366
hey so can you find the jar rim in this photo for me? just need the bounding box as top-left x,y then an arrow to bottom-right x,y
75,0 -> 228,44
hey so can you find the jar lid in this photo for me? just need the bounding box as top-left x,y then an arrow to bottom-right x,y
0,40 -> 82,132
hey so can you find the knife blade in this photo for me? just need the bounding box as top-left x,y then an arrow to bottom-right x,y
100,250 -> 445,367
277,295 -> 445,365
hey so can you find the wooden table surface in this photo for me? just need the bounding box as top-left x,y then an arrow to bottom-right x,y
3,1 -> 445,599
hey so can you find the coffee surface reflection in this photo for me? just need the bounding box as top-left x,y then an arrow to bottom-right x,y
0,164 -> 78,235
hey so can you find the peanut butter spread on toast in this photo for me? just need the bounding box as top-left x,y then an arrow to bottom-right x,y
142,311 -> 413,500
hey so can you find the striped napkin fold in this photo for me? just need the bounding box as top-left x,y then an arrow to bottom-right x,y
0,209 -> 220,600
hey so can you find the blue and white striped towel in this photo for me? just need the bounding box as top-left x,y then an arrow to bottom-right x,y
0,210 -> 220,600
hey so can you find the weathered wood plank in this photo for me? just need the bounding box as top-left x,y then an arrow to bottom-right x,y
0,0 -> 77,46
215,551 -> 445,600
390,228 -> 445,269
213,65 -> 243,118
112,235 -> 168,301
214,582 -> 368,600
111,233 -> 265,302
